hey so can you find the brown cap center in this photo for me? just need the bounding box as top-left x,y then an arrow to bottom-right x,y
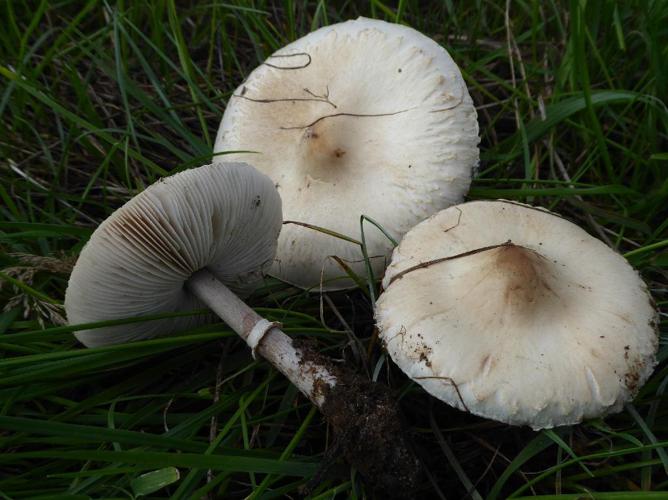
299,120 -> 350,182
493,244 -> 555,312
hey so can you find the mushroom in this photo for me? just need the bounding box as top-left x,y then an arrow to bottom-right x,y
375,200 -> 659,429
65,162 -> 282,347
65,162 -> 420,492
215,17 -> 480,290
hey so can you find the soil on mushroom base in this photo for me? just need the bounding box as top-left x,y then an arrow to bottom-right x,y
295,340 -> 421,498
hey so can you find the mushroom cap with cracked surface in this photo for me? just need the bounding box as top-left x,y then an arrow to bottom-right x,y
215,17 -> 479,290
375,200 -> 659,429
65,162 -> 282,347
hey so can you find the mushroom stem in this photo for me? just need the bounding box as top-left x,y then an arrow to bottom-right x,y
187,269 -> 337,406
187,269 -> 422,494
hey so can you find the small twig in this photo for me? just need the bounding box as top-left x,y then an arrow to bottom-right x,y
263,52 -> 312,70
414,376 -> 470,413
384,325 -> 408,347
388,241 -> 513,286
231,93 -> 337,109
303,86 -> 337,108
303,86 -> 328,100
442,207 -> 463,234
280,109 -> 412,131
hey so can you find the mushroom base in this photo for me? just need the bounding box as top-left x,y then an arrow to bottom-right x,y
296,341 -> 421,498
187,270 -> 420,495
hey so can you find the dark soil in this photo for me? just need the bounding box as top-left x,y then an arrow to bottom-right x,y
295,340 -> 422,498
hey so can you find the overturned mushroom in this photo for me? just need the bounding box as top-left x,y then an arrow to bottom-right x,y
375,200 -> 659,429
65,163 -> 282,346
215,17 -> 480,290
65,162 -> 420,493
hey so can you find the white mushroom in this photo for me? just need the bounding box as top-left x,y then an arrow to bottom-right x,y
375,200 -> 659,429
215,17 -> 479,290
64,162 -> 421,490
65,162 -> 337,402
65,162 -> 282,346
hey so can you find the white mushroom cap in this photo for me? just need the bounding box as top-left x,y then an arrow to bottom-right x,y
65,163 -> 282,347
376,200 -> 659,429
215,17 -> 479,290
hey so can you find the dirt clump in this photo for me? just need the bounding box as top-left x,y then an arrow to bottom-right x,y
295,340 -> 421,498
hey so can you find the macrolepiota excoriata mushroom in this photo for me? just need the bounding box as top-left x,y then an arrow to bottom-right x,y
65,162 -> 420,493
66,162 -> 282,347
214,17 -> 480,290
375,200 -> 659,430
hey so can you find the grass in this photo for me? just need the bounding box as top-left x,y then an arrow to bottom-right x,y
0,0 -> 666,498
